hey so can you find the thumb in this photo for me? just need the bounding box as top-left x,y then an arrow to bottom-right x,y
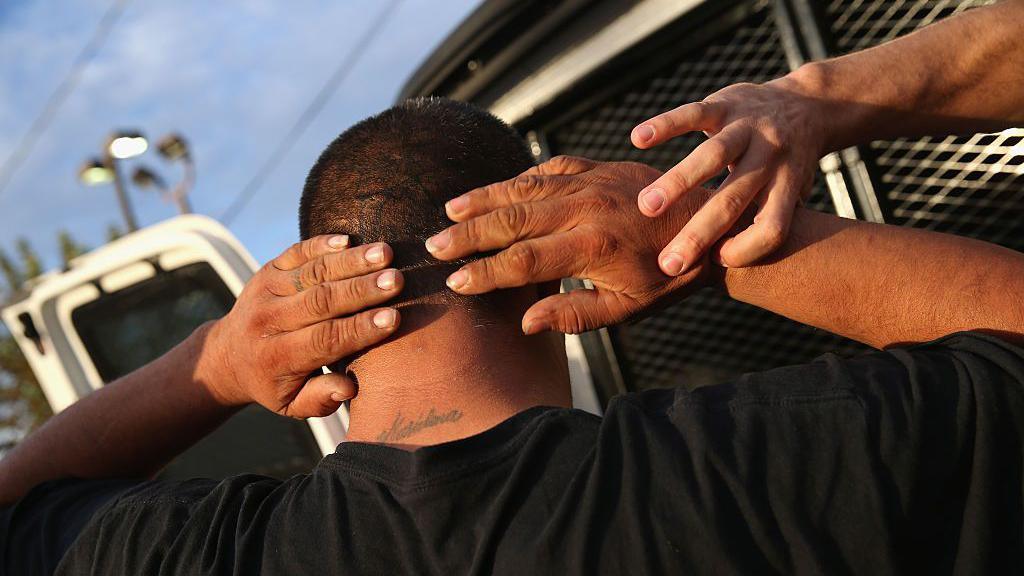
523,289 -> 619,335
284,372 -> 357,419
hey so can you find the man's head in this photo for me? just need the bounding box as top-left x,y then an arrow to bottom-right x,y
299,97 -> 542,327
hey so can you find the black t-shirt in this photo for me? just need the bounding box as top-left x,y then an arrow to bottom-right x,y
3,332 -> 1024,575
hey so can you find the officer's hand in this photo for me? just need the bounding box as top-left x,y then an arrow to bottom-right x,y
202,236 -> 403,418
630,76 -> 826,272
426,156 -> 716,334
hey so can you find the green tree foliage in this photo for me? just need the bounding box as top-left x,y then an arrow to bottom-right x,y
15,239 -> 42,281
0,250 -> 20,296
106,224 -> 124,243
58,230 -> 90,269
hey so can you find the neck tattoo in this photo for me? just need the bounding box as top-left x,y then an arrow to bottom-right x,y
375,407 -> 463,443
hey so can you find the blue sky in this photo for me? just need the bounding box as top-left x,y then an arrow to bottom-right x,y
0,0 -> 480,269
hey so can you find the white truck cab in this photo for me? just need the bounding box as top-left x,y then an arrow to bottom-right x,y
2,216 -> 342,478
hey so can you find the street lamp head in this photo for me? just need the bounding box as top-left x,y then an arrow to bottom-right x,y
107,130 -> 148,159
78,158 -> 114,185
156,133 -> 190,161
131,166 -> 168,191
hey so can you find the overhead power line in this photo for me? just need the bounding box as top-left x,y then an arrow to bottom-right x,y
0,0 -> 130,200
219,0 -> 403,226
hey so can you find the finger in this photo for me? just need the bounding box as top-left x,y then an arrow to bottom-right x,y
276,242 -> 393,296
278,269 -> 404,330
631,100 -> 726,149
522,288 -> 623,335
283,372 -> 357,419
636,123 -> 750,217
445,231 -> 589,295
658,153 -> 772,276
283,307 -> 400,371
717,173 -> 801,267
271,235 -> 350,271
444,173 -> 583,221
427,197 -> 579,260
523,155 -> 596,176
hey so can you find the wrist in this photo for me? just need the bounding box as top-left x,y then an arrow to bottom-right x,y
775,61 -> 861,155
191,319 -> 247,408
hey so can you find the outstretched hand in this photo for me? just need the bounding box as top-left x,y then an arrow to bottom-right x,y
630,75 -> 826,272
202,235 -> 404,418
426,156 -> 718,334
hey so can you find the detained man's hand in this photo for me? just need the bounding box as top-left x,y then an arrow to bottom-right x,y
426,156 -> 717,334
198,236 -> 404,418
630,72 -> 826,272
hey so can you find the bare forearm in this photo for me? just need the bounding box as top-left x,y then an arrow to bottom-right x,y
0,322 -> 236,505
723,209 -> 1024,349
790,0 -> 1024,151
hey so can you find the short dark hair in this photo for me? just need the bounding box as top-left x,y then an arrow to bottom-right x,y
299,97 -> 536,307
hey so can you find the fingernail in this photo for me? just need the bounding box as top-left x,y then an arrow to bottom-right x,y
373,308 -> 397,329
376,269 -> 397,290
661,253 -> 686,276
640,188 -> 666,213
446,196 -> 469,215
425,230 -> 450,254
523,319 -> 548,335
446,269 -> 468,290
633,124 -> 655,143
330,392 -> 349,402
366,245 -> 385,263
328,235 -> 349,249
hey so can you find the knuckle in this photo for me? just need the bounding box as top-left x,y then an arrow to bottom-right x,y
547,155 -> 589,173
309,259 -> 330,284
311,323 -> 336,356
511,174 -> 542,200
497,204 -> 529,237
678,228 -> 708,256
503,243 -> 538,283
462,219 -> 483,247
547,155 -> 573,171
339,316 -> 369,345
656,110 -> 677,133
339,277 -> 366,303
584,191 -> 617,214
248,306 -> 276,335
759,221 -> 787,249
703,138 -> 731,167
299,239 -> 318,260
559,306 -> 588,335
663,166 -> 692,193
718,191 -> 749,219
304,285 -> 333,318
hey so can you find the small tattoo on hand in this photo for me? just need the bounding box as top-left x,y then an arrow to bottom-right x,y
292,270 -> 305,292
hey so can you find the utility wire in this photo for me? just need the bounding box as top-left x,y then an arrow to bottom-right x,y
0,0 -> 130,200
219,0 -> 403,226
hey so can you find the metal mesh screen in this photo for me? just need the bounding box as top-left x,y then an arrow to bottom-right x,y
547,0 -> 866,391
824,0 -> 1024,251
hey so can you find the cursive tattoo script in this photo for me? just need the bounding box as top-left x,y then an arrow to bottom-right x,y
376,408 -> 463,443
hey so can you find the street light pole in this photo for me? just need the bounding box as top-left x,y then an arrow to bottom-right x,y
104,150 -> 139,232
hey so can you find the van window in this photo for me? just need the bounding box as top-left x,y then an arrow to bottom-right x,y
71,262 -> 323,479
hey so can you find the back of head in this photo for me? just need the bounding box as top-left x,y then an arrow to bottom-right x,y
299,97 -> 536,317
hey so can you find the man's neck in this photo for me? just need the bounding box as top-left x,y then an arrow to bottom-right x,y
343,307 -> 571,448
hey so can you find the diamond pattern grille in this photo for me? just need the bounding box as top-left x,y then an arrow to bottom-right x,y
825,0 -> 1024,250
826,0 -> 993,54
548,0 -> 866,391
